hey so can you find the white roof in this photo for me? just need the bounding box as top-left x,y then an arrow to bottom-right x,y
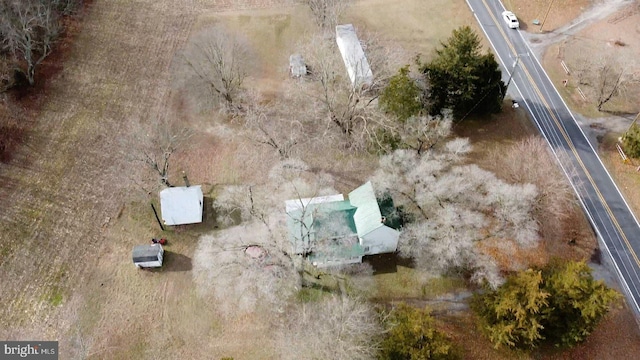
335,24 -> 373,87
285,194 -> 344,213
160,185 -> 203,225
348,181 -> 383,237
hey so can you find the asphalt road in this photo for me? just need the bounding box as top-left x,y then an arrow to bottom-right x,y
466,0 -> 640,316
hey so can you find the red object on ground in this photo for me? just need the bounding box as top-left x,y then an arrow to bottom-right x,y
152,238 -> 167,245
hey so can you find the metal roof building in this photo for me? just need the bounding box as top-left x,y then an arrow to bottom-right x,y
159,185 -> 203,226
335,24 -> 373,88
285,182 -> 399,267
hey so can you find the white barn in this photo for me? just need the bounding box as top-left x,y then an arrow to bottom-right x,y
335,24 -> 373,88
159,185 -> 203,226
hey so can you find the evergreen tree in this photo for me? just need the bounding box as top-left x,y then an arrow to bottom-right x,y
543,261 -> 619,347
622,123 -> 640,158
472,269 -> 550,349
421,26 -> 506,120
379,303 -> 457,360
473,261 -> 619,350
380,65 -> 423,121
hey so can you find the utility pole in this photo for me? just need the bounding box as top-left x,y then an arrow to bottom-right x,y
502,54 -> 521,101
151,203 -> 165,231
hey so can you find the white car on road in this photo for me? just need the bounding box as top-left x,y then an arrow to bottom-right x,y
502,11 -> 519,29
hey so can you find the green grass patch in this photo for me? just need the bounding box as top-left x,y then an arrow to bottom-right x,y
0,243 -> 13,264
374,266 -> 423,299
421,277 -> 467,297
295,287 -> 327,303
41,267 -> 68,306
47,287 -> 64,307
374,266 -> 467,300
40,285 -> 64,307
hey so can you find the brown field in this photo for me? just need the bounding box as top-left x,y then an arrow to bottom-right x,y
542,1 -> 640,117
1,0 -> 639,359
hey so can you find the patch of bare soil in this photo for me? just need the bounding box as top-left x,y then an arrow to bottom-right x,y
540,1 -> 640,117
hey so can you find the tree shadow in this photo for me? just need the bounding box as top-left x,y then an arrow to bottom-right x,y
364,252 -> 414,275
600,110 -> 637,118
162,251 -> 192,272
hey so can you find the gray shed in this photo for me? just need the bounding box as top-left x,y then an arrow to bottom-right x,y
289,54 -> 307,78
132,244 -> 164,268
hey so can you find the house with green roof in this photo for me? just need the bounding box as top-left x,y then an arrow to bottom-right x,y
285,182 -> 400,267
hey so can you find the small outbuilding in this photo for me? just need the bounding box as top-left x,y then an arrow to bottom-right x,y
289,54 -> 307,78
132,244 -> 164,268
159,185 -> 203,226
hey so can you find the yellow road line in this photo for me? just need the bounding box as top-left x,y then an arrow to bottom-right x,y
480,0 -> 640,266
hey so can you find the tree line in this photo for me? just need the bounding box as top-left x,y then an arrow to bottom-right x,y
0,0 -> 82,89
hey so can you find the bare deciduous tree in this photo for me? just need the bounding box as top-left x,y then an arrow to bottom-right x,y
489,137 -> 575,241
573,58 -> 592,86
193,220 -> 300,319
129,115 -> 192,189
199,160 -> 374,318
371,139 -> 541,288
244,104 -> 304,160
275,295 -> 382,360
305,0 -> 352,34
50,0 -> 82,15
213,158 -> 331,226
179,26 -> 252,111
293,32 -> 404,151
0,0 -> 60,85
595,58 -> 626,111
399,114 -> 452,155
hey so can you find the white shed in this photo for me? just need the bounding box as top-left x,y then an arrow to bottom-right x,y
159,185 -> 203,225
335,24 -> 373,88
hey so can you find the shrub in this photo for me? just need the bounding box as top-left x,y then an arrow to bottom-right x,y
379,65 -> 423,121
379,303 -> 458,359
622,123 -> 640,158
